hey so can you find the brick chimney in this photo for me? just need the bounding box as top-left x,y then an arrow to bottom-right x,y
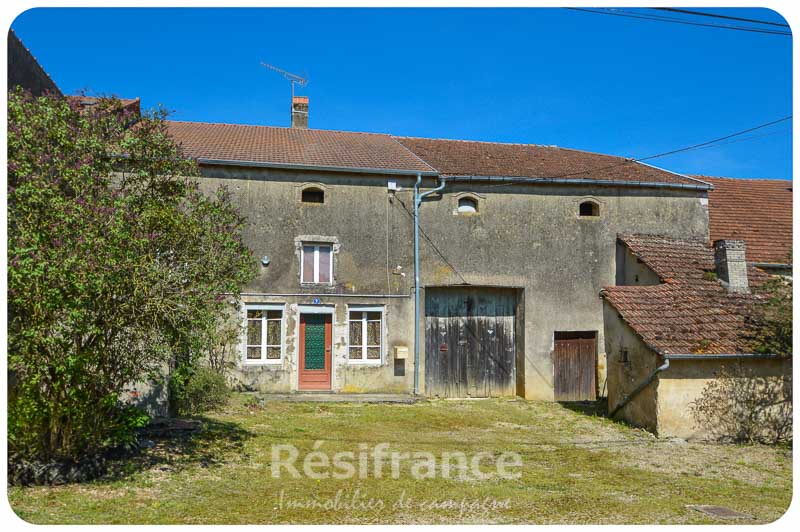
713,239 -> 749,294
291,96 -> 308,129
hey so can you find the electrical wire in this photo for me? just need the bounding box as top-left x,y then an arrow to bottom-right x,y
393,196 -> 470,285
482,115 -> 792,187
567,8 -> 792,36
655,7 -> 790,28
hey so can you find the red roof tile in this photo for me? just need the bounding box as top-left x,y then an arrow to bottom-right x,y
602,234 -> 768,355
701,175 -> 792,264
165,121 -> 435,174
395,136 -> 705,186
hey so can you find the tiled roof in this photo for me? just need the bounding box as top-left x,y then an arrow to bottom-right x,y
394,136 -> 706,186
165,121 -> 435,174
701,175 -> 792,264
66,96 -> 141,117
602,234 -> 767,355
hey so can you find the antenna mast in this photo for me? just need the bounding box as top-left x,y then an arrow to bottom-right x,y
260,61 -> 308,99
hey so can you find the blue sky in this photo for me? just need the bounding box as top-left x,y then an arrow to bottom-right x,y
11,7 -> 793,179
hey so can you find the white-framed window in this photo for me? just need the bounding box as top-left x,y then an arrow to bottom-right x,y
301,243 -> 333,284
347,306 -> 383,364
244,304 -> 284,364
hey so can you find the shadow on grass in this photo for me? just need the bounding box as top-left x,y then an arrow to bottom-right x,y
558,398 -> 608,417
103,417 -> 253,481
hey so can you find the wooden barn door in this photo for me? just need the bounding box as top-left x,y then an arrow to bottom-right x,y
553,332 -> 597,401
298,313 -> 332,391
425,288 -> 516,398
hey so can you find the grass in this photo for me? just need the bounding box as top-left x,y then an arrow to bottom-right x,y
7,394 -> 793,524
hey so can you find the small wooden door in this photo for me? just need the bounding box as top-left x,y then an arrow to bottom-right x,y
553,332 -> 597,401
299,313 -> 332,391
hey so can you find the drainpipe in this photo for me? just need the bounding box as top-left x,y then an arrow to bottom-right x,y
413,174 -> 447,395
608,357 -> 670,419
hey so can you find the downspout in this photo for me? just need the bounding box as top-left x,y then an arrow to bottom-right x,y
608,357 -> 670,419
413,174 -> 447,395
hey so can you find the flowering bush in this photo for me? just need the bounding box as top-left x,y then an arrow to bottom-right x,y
7,89 -> 255,462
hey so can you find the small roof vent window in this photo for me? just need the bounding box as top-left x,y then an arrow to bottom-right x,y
457,197 -> 478,214
579,201 -> 599,217
301,187 -> 325,204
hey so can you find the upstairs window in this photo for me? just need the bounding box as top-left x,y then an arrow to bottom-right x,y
301,187 -> 325,204
301,244 -> 333,284
457,197 -> 478,214
579,201 -> 600,217
245,305 -> 283,364
348,309 -> 383,363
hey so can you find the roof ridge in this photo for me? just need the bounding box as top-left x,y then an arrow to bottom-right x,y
165,119 -> 392,137
394,134 -> 640,161
387,137 -> 437,173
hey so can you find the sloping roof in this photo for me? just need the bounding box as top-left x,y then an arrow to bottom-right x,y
394,136 -> 705,186
8,30 -> 61,96
602,234 -> 767,355
165,121 -> 435,174
701,175 -> 792,264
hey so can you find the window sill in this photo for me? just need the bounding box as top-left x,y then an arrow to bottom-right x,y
346,360 -> 383,366
243,360 -> 284,367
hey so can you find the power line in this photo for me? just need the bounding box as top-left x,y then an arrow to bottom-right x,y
655,8 -> 790,28
658,125 -> 791,154
567,8 -> 792,36
636,116 -> 792,162
486,115 -> 792,186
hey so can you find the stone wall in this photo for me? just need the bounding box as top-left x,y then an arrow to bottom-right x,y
196,165 -> 709,396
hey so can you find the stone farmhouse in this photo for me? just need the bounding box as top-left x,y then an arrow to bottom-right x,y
8,33 -> 793,437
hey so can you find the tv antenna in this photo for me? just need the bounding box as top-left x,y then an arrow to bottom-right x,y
260,61 -> 308,98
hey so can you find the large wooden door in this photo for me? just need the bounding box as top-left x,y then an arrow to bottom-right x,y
553,332 -> 597,401
298,313 -> 332,391
425,288 -> 516,398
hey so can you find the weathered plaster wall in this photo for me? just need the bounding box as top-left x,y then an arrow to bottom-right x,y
615,241 -> 661,286
603,301 -> 660,430
197,166 -> 708,396
657,357 -> 792,439
417,180 -> 708,400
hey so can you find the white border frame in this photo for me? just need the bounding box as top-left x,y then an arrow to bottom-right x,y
345,305 -> 385,365
242,303 -> 286,366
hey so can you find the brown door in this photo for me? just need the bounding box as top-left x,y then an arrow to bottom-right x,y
298,313 -> 332,391
553,332 -> 597,401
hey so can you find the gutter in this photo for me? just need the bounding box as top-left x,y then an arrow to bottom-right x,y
197,158 -> 439,177
752,262 -> 792,270
413,174 -> 447,395
609,358 -> 670,419
663,353 -> 785,360
442,175 -> 713,191
609,352 -> 785,418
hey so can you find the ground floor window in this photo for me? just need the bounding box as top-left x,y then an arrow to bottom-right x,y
245,304 -> 284,364
348,307 -> 383,363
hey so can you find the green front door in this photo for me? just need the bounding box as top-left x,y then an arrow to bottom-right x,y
299,313 -> 332,390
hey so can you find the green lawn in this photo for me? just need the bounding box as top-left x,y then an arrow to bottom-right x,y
7,394 -> 792,524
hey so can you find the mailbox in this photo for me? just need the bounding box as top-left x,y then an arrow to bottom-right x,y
394,346 -> 408,360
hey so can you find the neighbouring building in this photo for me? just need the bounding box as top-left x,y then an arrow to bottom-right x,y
602,233 -> 790,438
8,30 -> 61,96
